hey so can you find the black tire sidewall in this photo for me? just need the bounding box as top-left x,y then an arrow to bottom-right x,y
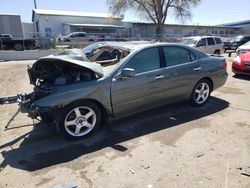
14,43 -> 23,51
56,101 -> 101,140
190,79 -> 211,107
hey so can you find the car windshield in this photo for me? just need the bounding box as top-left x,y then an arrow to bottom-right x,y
242,41 -> 250,46
82,42 -> 105,54
181,39 -> 198,46
230,36 -> 243,42
82,42 -> 132,75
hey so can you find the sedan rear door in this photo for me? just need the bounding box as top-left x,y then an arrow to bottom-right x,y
161,46 -> 201,101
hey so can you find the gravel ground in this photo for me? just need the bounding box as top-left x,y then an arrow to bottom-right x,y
0,54 -> 249,188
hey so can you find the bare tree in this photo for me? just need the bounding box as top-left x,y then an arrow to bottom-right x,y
107,0 -> 200,39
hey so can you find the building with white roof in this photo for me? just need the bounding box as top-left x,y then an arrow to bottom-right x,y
32,9 -> 124,37
223,20 -> 250,35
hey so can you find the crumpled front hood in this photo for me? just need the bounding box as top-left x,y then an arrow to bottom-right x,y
37,55 -> 104,77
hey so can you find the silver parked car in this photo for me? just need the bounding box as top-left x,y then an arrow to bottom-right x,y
181,36 -> 224,54
0,42 -> 228,140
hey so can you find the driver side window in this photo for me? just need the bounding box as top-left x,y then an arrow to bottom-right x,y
198,38 -> 207,46
124,47 -> 160,74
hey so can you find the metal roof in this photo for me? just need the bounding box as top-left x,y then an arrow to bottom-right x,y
0,13 -> 20,16
64,23 -> 124,28
223,20 -> 250,26
33,9 -> 121,19
125,21 -> 241,29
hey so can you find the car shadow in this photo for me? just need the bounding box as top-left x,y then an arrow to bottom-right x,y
0,97 -> 229,172
233,74 -> 250,81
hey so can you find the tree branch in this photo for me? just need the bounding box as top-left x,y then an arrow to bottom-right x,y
134,0 -> 157,23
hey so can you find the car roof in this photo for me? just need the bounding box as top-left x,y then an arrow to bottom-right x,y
182,36 -> 221,40
88,41 -> 191,51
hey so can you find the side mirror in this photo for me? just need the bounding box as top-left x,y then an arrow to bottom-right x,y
117,68 -> 135,79
121,68 -> 135,77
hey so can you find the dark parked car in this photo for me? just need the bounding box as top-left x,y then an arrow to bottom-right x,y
0,42 -> 228,140
232,51 -> 250,76
224,35 -> 250,52
0,34 -> 36,51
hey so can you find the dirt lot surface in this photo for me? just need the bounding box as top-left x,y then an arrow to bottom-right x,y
0,54 -> 250,188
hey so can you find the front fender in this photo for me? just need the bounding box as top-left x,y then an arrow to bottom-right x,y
33,79 -> 112,115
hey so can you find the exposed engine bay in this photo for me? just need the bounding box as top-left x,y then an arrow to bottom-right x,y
28,58 -> 99,87
0,42 -> 132,120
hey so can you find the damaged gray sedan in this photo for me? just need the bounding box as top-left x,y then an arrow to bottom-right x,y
0,42 -> 228,139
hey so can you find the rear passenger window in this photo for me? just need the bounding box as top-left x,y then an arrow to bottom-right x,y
215,38 -> 222,44
163,46 -> 196,67
207,38 -> 215,45
190,50 -> 197,61
78,33 -> 86,37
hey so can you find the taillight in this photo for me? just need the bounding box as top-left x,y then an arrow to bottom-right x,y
222,61 -> 227,69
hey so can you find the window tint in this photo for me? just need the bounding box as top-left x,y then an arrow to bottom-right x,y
198,38 -> 207,46
78,33 -> 86,37
215,38 -> 222,44
207,38 -> 215,45
242,37 -> 250,42
124,47 -> 160,73
163,46 -> 194,67
70,34 -> 77,37
190,50 -> 197,61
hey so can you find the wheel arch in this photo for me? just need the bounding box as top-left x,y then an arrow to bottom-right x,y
213,49 -> 221,54
198,77 -> 214,91
62,98 -> 109,124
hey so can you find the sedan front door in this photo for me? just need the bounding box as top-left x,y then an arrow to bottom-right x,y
111,47 -> 166,118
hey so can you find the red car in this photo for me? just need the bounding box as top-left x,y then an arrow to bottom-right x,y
232,52 -> 250,75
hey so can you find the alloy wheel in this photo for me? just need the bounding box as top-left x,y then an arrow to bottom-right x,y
194,82 -> 210,104
64,106 -> 96,137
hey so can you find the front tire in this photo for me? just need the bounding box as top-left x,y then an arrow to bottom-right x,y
190,79 -> 212,107
56,101 -> 101,140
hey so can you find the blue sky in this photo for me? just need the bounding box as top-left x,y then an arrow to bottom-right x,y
0,0 -> 249,25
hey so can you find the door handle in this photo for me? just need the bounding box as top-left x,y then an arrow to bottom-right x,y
155,75 -> 165,80
193,67 -> 202,71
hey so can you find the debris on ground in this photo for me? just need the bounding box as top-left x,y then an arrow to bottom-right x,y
195,153 -> 205,158
147,184 -> 154,188
50,184 -> 78,188
140,165 -> 150,169
241,172 -> 250,177
129,169 -> 135,174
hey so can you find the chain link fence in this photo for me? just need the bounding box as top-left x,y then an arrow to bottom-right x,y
0,31 -> 240,51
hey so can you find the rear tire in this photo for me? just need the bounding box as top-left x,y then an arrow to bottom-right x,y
56,101 -> 101,140
190,79 -> 212,107
14,43 -> 23,51
214,50 -> 220,55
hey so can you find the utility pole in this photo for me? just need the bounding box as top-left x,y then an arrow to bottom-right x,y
34,0 -> 37,9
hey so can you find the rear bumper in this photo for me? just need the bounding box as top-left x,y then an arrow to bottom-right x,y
232,62 -> 250,75
213,71 -> 228,90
